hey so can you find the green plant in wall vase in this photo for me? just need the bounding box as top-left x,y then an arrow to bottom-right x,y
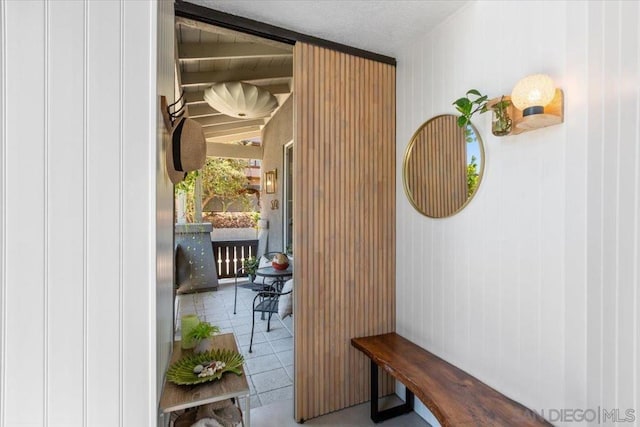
453,89 -> 488,135
490,96 -> 512,136
453,89 -> 513,137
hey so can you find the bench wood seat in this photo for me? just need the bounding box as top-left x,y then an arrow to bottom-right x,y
351,332 -> 551,426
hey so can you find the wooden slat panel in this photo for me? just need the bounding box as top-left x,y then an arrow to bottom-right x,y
293,43 -> 396,422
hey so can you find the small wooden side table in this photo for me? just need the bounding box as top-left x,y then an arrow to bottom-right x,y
160,333 -> 250,426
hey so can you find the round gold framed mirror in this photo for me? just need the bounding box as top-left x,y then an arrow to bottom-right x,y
403,114 -> 484,218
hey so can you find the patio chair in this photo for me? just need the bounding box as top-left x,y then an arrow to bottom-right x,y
233,251 -> 282,315
249,281 -> 293,352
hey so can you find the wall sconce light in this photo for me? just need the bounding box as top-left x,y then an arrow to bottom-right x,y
487,73 -> 564,136
511,74 -> 556,116
265,169 -> 277,194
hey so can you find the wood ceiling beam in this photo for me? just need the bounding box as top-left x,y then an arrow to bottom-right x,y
185,83 -> 291,104
194,114 -> 263,128
202,119 -> 265,134
181,65 -> 292,87
189,104 -> 273,119
206,142 -> 263,159
204,125 -> 262,139
194,115 -> 255,127
179,42 -> 291,61
205,130 -> 262,143
188,104 -> 221,117
176,16 -> 291,51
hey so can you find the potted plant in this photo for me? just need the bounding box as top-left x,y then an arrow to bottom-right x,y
243,256 -> 259,282
187,321 -> 221,353
452,89 -> 488,135
453,89 -> 513,137
489,96 -> 512,136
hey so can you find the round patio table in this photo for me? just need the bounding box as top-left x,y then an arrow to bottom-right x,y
255,265 -> 293,291
254,265 -> 293,320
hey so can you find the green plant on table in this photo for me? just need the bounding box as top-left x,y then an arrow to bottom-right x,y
186,321 -> 220,342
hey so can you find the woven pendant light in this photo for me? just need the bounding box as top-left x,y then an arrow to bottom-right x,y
203,82 -> 278,119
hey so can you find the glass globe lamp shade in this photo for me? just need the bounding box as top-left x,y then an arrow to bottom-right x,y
511,74 -> 556,116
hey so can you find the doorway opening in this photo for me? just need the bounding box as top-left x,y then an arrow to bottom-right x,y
170,12 -> 296,424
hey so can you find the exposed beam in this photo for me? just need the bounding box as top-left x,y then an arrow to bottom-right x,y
189,104 -> 274,119
188,104 -> 221,117
194,114 -> 257,127
202,119 -> 265,134
206,130 -> 261,143
179,42 -> 291,61
176,16 -> 292,51
204,126 -> 262,139
206,142 -> 263,159
185,83 -> 291,104
181,65 -> 292,87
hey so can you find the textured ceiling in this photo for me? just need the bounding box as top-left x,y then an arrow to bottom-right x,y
188,0 -> 469,58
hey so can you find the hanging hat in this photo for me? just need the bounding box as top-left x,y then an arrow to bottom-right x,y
166,116 -> 207,184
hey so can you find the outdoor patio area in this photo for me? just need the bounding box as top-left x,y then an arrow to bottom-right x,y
175,279 -> 294,411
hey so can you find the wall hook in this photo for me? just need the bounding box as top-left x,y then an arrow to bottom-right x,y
160,91 -> 186,132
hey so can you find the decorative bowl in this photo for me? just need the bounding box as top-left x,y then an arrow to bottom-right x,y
271,253 -> 289,270
166,348 -> 244,386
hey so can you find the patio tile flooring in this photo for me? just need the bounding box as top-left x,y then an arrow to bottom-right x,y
175,279 -> 294,411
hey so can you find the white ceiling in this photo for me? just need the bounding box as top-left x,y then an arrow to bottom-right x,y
188,0 -> 469,58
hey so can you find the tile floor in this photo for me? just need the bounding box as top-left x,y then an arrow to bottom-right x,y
251,397 -> 429,427
176,279 -> 294,411
176,281 -> 429,427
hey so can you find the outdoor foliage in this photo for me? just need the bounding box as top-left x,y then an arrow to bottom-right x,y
175,170 -> 199,223
201,158 -> 252,213
467,155 -> 479,197
202,212 -> 257,229
175,157 -> 255,222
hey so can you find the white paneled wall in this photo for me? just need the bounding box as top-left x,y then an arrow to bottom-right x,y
396,1 -> 639,426
156,0 -> 175,425
0,1 -> 174,426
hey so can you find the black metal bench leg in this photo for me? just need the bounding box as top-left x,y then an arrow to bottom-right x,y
371,361 -> 380,420
370,361 -> 414,423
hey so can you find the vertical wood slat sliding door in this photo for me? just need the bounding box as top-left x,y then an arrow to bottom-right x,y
293,43 -> 396,422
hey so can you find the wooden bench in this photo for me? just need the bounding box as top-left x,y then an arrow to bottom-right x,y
351,333 -> 551,426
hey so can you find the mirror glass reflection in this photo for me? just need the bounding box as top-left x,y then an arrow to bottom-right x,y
403,114 -> 484,218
